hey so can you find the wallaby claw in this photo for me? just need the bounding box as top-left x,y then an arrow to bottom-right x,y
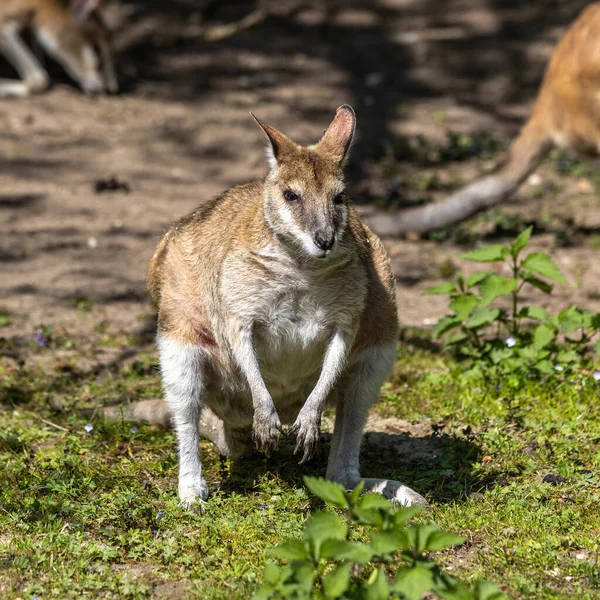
291,416 -> 321,464
252,412 -> 282,455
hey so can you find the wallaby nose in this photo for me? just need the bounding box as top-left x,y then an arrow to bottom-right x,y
313,230 -> 335,252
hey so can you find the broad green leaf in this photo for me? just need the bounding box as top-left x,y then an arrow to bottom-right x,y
459,245 -> 508,263
466,271 -> 491,288
263,562 -> 281,586
478,275 -> 516,308
291,561 -> 316,595
322,563 -> 352,599
433,316 -> 462,339
424,530 -> 466,551
473,581 -> 508,600
535,359 -> 554,374
533,324 -> 554,349
347,480 -> 365,506
450,294 -> 478,320
320,540 -> 374,564
357,493 -> 393,511
303,512 -> 347,560
490,347 -> 513,364
465,308 -> 500,329
391,565 -> 435,600
364,568 -> 389,600
558,305 -> 590,332
351,507 -> 384,527
404,524 -> 441,554
369,530 -> 406,555
520,271 -> 553,294
556,349 -> 578,364
592,314 -> 600,329
268,539 -> 308,561
304,477 -> 348,508
393,506 -> 424,527
424,282 -> 457,295
510,226 -> 532,258
252,584 -> 275,600
594,339 -> 600,356
518,305 -> 547,321
521,252 -> 566,283
436,581 -> 475,600
447,332 -> 469,346
517,346 -> 538,361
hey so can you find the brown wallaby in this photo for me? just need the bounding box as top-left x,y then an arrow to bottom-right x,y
0,0 -> 117,97
367,2 -> 600,236
148,105 -> 427,508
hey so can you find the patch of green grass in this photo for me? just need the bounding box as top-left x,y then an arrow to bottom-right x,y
0,311 -> 11,328
550,149 -> 600,192
1,340 -> 600,599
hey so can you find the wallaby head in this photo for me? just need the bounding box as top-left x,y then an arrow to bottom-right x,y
252,105 -> 356,260
37,0 -> 117,94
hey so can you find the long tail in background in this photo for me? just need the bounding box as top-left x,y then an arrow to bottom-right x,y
366,120 -> 553,236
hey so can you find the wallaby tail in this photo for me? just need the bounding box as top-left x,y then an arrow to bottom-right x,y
79,398 -> 172,426
366,120 -> 553,236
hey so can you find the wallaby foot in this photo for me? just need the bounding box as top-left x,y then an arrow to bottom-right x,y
326,345 -> 428,507
251,407 -> 282,456
0,79 -> 31,98
178,476 -> 209,509
361,478 -> 428,506
289,409 -> 322,464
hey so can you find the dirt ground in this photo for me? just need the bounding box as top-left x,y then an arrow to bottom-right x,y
2,0 -> 600,363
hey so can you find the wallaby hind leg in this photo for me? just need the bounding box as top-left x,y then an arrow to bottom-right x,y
157,333 -> 209,508
0,24 -> 49,97
325,345 -> 427,507
199,407 -> 253,458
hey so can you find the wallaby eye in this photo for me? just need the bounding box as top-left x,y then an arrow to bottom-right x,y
283,190 -> 299,202
333,193 -> 345,205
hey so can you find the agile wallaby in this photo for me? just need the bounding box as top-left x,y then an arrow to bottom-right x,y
148,105 -> 427,508
368,3 -> 600,236
0,0 -> 117,97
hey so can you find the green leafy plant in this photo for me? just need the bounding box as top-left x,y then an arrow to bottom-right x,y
254,477 -> 506,600
425,227 -> 600,381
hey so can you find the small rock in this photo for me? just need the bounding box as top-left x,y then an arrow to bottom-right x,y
94,176 -> 131,194
542,474 -> 567,485
576,179 -> 594,194
365,73 -> 384,87
528,173 -> 542,186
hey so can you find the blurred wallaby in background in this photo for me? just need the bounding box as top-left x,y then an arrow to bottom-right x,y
0,0 -> 117,97
368,2 -> 600,236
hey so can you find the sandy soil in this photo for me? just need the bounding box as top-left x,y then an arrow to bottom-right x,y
2,0 -> 600,362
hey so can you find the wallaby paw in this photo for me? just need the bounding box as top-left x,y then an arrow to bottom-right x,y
252,412 -> 282,456
362,478 -> 428,507
178,478 -> 209,509
289,414 -> 321,464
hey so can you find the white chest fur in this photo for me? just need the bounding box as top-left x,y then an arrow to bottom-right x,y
221,245 -> 352,397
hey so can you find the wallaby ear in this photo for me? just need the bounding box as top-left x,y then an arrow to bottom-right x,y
251,113 -> 296,169
71,0 -> 101,22
316,105 -> 356,164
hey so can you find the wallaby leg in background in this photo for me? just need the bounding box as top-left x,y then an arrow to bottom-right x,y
157,334 -> 209,507
326,345 -> 428,506
0,24 -> 49,97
